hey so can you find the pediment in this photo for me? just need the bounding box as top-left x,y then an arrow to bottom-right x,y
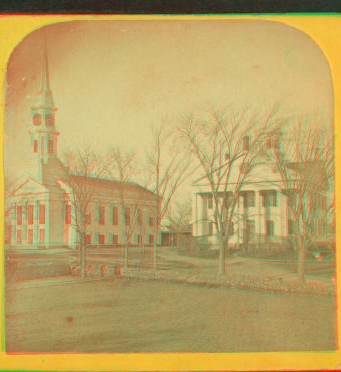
6,176 -> 49,197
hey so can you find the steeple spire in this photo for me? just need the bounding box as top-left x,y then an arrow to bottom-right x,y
41,31 -> 51,93
38,31 -> 53,105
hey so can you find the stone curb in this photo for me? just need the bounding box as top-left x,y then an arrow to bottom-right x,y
6,275 -> 118,291
120,268 -> 334,298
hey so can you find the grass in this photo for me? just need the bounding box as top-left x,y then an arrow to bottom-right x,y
5,278 -> 336,353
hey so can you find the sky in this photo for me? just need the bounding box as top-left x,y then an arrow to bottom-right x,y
4,19 -> 333,181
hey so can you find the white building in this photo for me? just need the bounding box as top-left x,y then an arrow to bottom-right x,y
192,138 -> 330,251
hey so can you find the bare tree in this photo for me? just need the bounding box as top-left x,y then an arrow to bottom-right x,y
109,145 -> 150,268
177,105 -> 283,275
272,117 -> 334,286
166,195 -> 192,248
61,143 -> 111,278
147,124 -> 193,270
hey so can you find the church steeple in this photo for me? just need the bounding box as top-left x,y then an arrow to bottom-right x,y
28,32 -> 59,160
39,33 -> 53,104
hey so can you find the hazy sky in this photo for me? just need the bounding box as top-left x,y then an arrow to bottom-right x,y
4,20 -> 333,177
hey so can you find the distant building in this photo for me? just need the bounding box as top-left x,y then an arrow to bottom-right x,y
192,137 -> 330,251
5,38 -> 157,249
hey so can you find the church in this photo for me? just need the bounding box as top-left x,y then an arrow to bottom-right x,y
5,38 -> 158,250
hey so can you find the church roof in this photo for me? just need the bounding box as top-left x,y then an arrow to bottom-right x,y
61,174 -> 157,198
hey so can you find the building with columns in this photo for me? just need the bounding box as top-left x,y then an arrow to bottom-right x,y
191,142 -> 330,251
5,38 -> 157,249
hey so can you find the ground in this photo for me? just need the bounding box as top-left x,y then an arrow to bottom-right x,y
5,278 -> 336,353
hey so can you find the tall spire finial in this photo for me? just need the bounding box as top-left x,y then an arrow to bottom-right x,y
41,31 -> 51,93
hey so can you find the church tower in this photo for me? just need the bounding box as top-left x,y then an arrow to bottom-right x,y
28,33 -> 59,161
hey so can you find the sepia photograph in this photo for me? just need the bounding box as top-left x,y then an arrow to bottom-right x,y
3,19 -> 336,356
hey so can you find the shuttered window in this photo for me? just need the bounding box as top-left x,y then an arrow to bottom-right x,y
125,208 -> 130,226
99,206 -> 105,225
65,204 -> 71,224
40,204 -> 45,224
28,229 -> 33,244
28,205 -> 34,225
17,206 -> 22,226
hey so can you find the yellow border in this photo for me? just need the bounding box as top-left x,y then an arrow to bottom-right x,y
0,14 -> 339,371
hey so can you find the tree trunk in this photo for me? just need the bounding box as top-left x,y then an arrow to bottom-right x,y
153,220 -> 158,271
124,244 -> 128,268
83,244 -> 86,279
298,238 -> 307,286
78,244 -> 82,276
218,236 -> 226,275
80,245 -> 86,279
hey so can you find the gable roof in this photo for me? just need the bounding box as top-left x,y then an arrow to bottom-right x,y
286,160 -> 329,191
59,174 -> 157,199
5,175 -> 49,198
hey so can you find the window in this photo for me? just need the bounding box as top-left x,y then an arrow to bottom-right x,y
48,140 -> 53,153
243,135 -> 250,152
39,229 -> 45,244
137,209 -> 142,226
17,230 -> 22,244
137,234 -> 142,244
45,112 -> 54,126
34,139 -> 38,153
86,213 -> 91,225
65,204 -> 71,224
246,220 -> 255,240
112,207 -> 118,225
149,234 -> 154,244
207,194 -> 213,209
208,222 -> 213,235
99,234 -> 105,244
228,222 -> 234,235
149,216 -> 154,226
99,206 -> 105,225
113,234 -> 118,244
28,229 -> 33,244
288,219 -> 295,236
41,137 -> 45,154
11,203 -> 16,221
262,190 -> 277,207
266,220 -> 275,237
85,234 -> 91,245
28,205 -> 34,225
39,204 -> 45,224
17,206 -> 22,226
5,225 -> 11,244
243,191 -> 255,208
125,208 -> 130,225
33,113 -> 41,125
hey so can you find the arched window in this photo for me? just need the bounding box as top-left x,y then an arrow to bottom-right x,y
33,113 -> 41,125
45,112 -> 54,126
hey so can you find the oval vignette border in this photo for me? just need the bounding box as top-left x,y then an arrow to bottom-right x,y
0,14 -> 340,372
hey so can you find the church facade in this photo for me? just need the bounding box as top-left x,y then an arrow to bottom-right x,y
5,38 -> 158,249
